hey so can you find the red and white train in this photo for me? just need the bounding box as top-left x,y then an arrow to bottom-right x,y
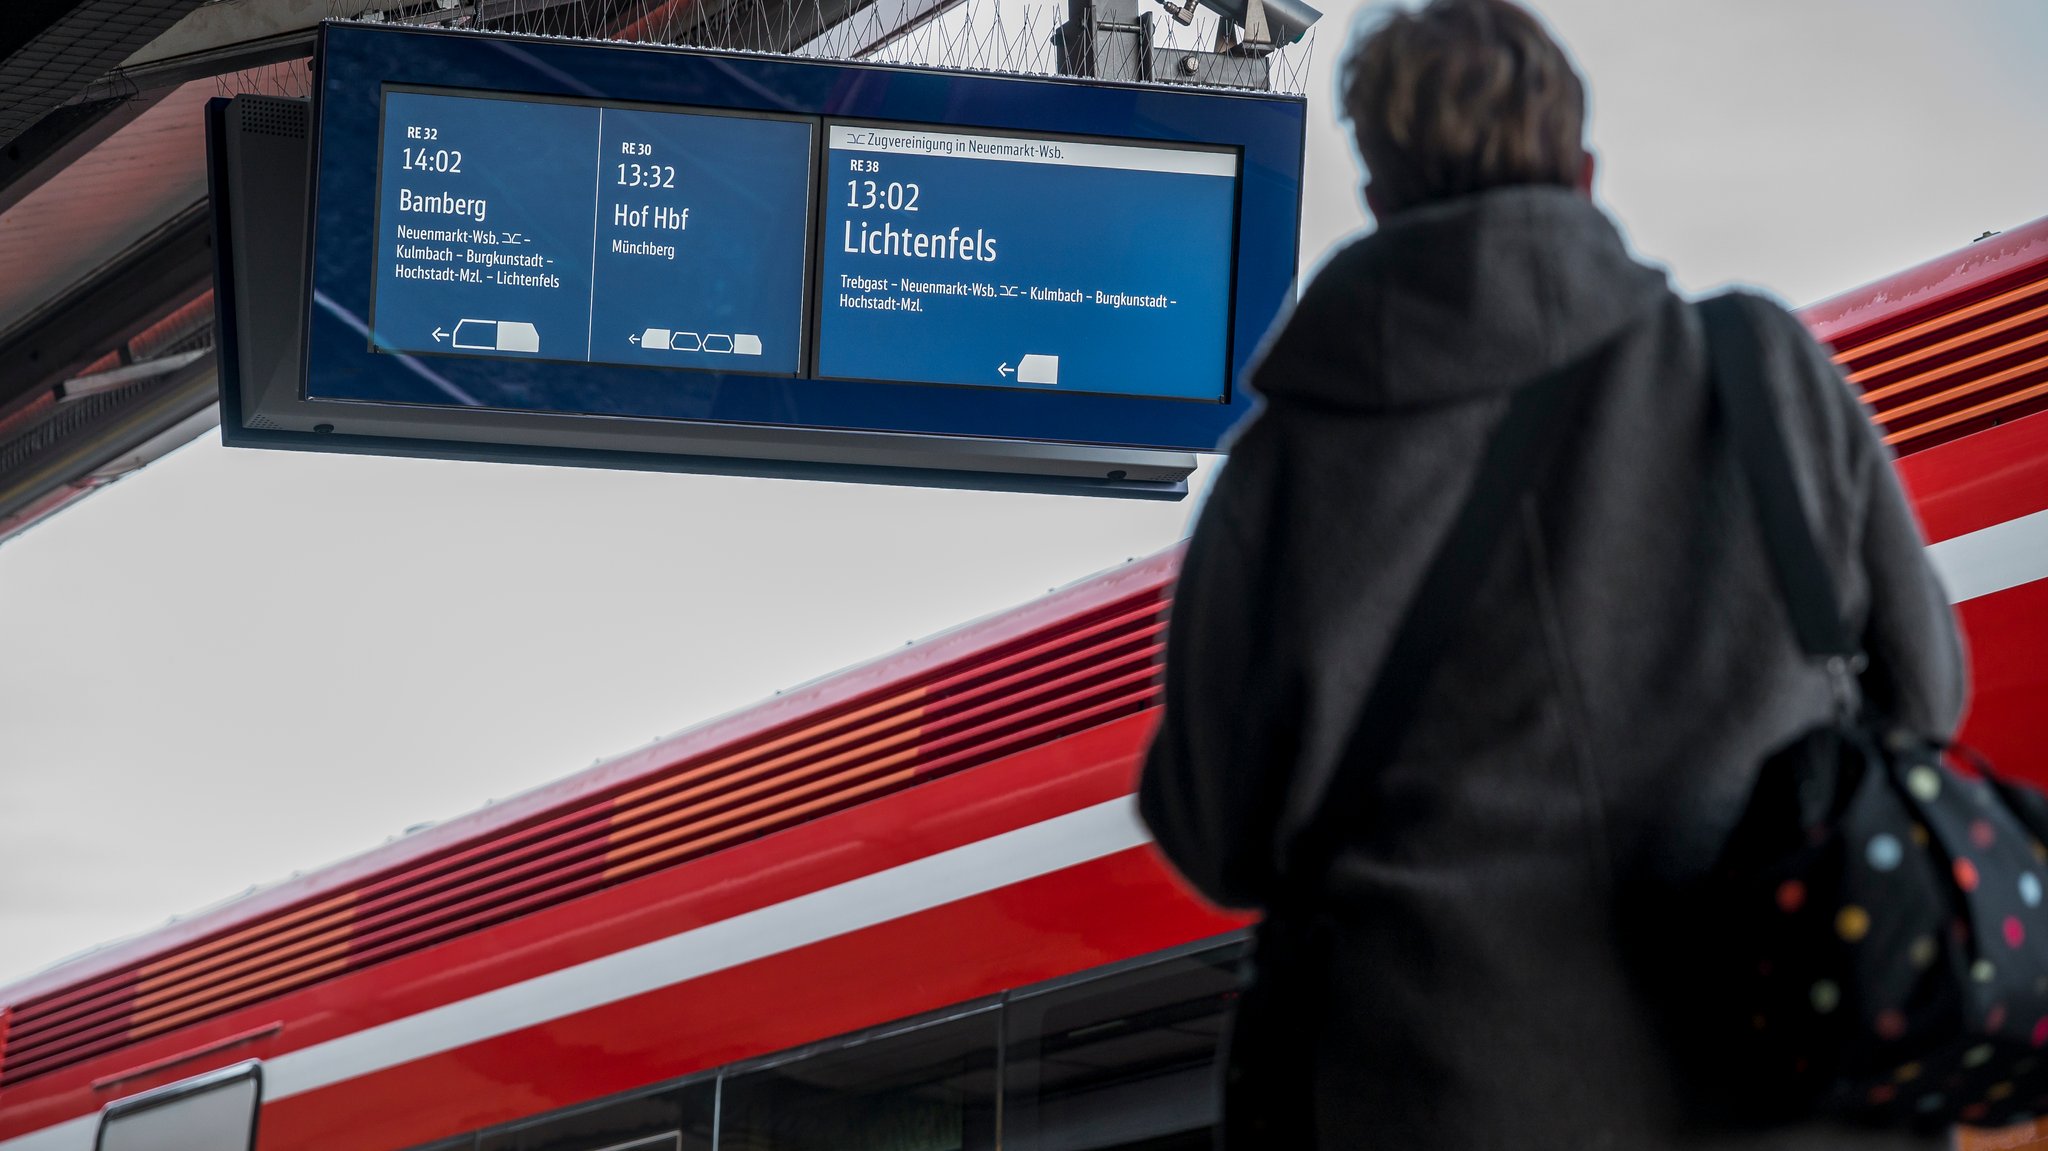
3,216 -> 2046,1151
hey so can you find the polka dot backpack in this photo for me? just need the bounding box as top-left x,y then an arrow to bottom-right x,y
1696,295 -> 2048,1131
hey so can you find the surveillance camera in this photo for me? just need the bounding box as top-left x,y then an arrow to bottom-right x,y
1182,0 -> 1321,45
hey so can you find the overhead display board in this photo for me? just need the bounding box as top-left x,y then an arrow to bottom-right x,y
213,22 -> 1307,497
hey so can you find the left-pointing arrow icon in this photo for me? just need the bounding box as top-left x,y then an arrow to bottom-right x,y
432,327 -> 448,342
998,361 -> 1013,378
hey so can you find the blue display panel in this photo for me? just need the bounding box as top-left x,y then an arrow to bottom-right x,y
365,89 -> 811,377
305,23 -> 1308,455
816,124 -> 1236,401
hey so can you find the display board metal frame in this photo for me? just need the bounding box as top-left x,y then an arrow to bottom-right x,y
218,22 -> 1307,497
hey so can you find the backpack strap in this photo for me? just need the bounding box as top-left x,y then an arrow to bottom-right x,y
1696,294 -> 1858,661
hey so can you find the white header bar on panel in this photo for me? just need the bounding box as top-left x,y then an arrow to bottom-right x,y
829,124 -> 1236,178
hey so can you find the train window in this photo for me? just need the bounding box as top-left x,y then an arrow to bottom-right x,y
1001,943 -> 1244,1151
97,1062 -> 259,1151
477,1082 -> 713,1151
717,1010 -> 998,1151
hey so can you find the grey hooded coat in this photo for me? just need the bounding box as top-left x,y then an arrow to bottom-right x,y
1138,187 -> 1967,1150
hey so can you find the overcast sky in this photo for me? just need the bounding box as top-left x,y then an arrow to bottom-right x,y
1,0 -> 2044,986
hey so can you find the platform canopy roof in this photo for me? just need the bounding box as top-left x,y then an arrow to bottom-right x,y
0,0 -> 951,544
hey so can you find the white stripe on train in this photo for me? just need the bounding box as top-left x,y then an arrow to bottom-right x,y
266,795 -> 1148,1100
0,1119 -> 89,1151
1930,509 -> 2048,605
5,515 -> 2044,1151
0,797 -> 1152,1151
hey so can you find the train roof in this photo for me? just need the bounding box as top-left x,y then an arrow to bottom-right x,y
1804,213 -> 2048,454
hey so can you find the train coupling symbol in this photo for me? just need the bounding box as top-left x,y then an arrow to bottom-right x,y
446,319 -> 540,354
999,354 -> 1059,385
633,329 -> 763,355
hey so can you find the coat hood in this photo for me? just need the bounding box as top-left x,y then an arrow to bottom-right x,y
1252,185 -> 1673,411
